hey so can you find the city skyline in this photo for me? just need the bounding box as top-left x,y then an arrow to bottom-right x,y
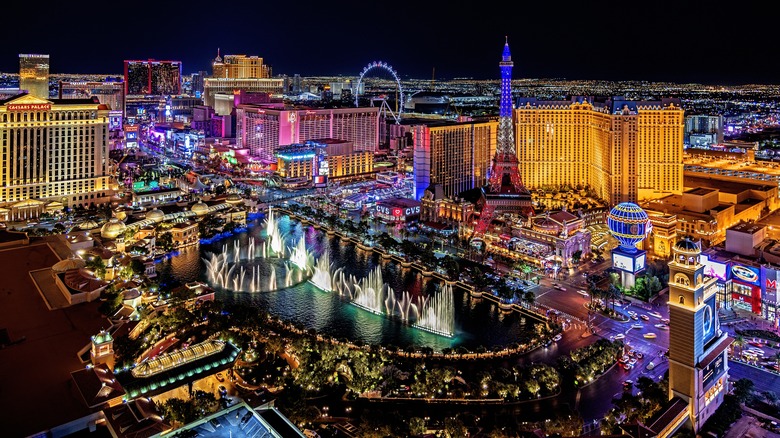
1,0 -> 776,85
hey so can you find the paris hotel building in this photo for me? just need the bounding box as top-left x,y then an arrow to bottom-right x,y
515,97 -> 684,204
0,93 -> 112,220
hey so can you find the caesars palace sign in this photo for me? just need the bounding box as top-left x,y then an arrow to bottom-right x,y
6,103 -> 52,111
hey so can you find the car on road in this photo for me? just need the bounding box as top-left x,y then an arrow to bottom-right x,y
654,323 -> 668,330
577,289 -> 589,297
631,323 -> 644,329
614,333 -> 626,340
628,358 -> 638,366
648,311 -> 662,319
630,314 -> 639,320
661,318 -> 670,324
620,355 -> 630,363
646,361 -> 655,370
643,333 -> 657,339
635,352 -> 643,359
623,379 -> 634,389
623,362 -> 634,370
639,314 -> 650,321
553,333 -> 563,342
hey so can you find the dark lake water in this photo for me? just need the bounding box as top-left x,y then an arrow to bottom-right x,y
156,214 -> 540,351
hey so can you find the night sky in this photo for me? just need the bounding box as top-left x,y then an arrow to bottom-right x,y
1,0 -> 774,84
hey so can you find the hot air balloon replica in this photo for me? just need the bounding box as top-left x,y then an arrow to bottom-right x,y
607,202 -> 651,288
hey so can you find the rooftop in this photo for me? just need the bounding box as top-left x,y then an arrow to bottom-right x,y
645,396 -> 689,435
640,194 -> 728,219
685,174 -> 775,194
173,401 -> 304,438
728,222 -> 765,235
0,243 -> 110,437
377,197 -> 421,208
685,187 -> 717,196
116,340 -> 239,399
71,364 -> 126,408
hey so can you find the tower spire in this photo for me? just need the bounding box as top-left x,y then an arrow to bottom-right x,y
488,37 -> 526,195
470,39 -> 532,241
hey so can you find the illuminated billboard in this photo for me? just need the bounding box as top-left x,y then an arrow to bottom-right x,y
701,294 -> 718,346
108,111 -> 122,131
701,348 -> 725,390
636,254 -> 646,272
313,175 -> 327,188
611,248 -> 646,274
613,253 -> 634,272
701,254 -> 728,281
762,266 -> 779,305
731,264 -> 760,286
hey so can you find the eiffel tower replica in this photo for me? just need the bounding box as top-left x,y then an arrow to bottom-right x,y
471,38 -> 533,241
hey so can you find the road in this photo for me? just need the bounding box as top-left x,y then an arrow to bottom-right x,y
505,260 -> 672,422
728,361 -> 780,394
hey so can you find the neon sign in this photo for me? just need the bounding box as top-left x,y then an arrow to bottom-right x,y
731,265 -> 759,285
7,103 -> 51,111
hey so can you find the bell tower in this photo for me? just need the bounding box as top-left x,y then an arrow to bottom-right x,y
667,238 -> 730,432
91,330 -> 115,371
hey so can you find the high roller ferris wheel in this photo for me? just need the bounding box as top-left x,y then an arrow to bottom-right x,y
354,61 -> 404,124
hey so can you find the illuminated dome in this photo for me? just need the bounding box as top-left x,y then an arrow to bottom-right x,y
674,238 -> 700,254
607,202 -> 651,251
100,218 -> 127,240
91,330 -> 113,345
532,216 -> 561,235
191,201 -> 209,216
52,258 -> 86,273
79,220 -> 99,230
146,208 -> 165,223
113,207 -> 129,221
225,193 -> 242,204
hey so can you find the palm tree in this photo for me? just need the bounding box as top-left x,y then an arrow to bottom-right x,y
733,335 -> 745,355
587,278 -> 602,311
523,290 -> 536,307
606,284 -> 622,314
522,263 -> 533,281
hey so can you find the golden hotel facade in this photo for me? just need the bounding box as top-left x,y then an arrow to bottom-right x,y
0,94 -> 112,220
515,97 -> 684,204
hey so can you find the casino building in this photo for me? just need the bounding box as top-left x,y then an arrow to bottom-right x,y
515,96 -> 684,204
0,93 -> 112,220
236,104 -> 379,162
700,222 -> 780,323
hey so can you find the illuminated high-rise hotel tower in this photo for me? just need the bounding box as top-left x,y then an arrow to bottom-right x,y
19,54 -> 49,100
472,38 -> 532,239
